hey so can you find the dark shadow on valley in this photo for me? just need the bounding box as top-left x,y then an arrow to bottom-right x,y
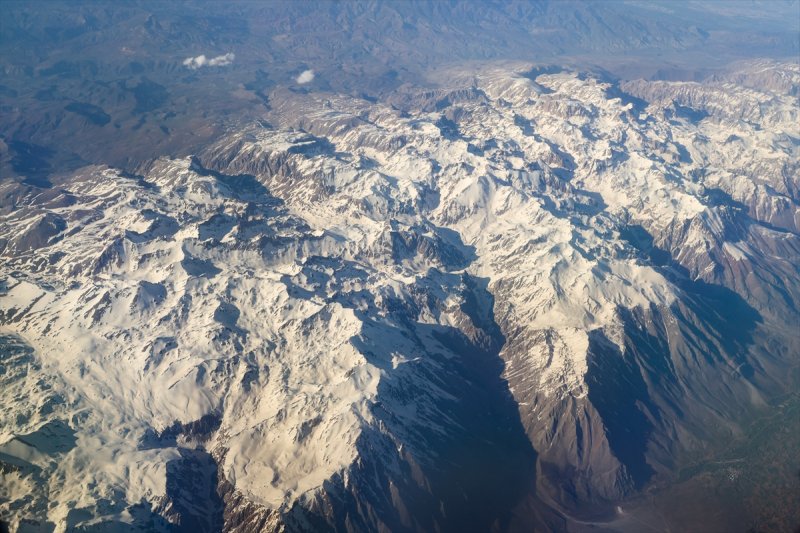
103,414 -> 227,533
590,224 -> 764,489
279,231 -> 537,532
188,156 -> 274,203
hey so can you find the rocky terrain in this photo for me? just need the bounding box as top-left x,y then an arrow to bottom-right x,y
2,0 -> 799,179
1,58 -> 798,532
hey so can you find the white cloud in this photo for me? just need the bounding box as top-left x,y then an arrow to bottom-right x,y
183,55 -> 207,69
183,52 -> 235,70
296,69 -> 315,84
208,53 -> 235,67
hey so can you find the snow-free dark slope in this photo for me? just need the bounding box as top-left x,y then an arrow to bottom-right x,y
2,0 -> 798,176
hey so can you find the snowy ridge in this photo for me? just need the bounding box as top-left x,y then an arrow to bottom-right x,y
1,62 -> 799,531
1,160 -> 383,526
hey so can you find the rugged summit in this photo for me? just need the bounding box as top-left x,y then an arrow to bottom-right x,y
1,61 -> 799,532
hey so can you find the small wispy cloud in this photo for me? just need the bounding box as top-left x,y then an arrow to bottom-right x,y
183,53 -> 235,70
296,69 -> 315,84
208,53 -> 235,67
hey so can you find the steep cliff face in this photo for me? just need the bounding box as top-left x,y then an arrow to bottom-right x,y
1,62 -> 798,532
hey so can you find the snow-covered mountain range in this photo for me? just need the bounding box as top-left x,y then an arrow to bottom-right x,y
1,60 -> 799,532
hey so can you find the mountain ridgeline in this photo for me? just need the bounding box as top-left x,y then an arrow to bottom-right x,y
1,2 -> 799,532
